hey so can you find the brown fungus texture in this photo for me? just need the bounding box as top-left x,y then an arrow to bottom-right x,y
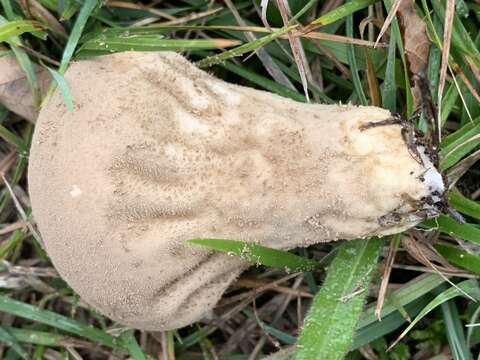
29,52 -> 444,330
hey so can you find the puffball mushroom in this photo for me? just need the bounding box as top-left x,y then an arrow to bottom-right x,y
28,51 -> 445,330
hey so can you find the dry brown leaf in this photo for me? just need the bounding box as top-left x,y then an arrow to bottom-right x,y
402,235 -> 460,273
18,0 -> 68,39
397,0 -> 431,109
298,30 -> 387,47
375,236 -> 399,320
0,54 -> 50,122
447,149 -> 480,186
454,64 -> 480,104
397,0 -> 430,75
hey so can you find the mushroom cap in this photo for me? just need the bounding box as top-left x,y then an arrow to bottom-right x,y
29,52 -> 443,330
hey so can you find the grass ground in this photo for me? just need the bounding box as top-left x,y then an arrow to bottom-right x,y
0,0 -> 479,359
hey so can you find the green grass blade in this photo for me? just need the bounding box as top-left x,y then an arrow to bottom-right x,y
0,124 -> 27,151
423,215 -> 480,245
0,20 -> 44,42
186,238 -> 317,272
0,16 -> 41,107
79,36 -> 241,53
383,0 -> 413,115
441,121 -> 480,150
435,243 -> 480,274
0,0 -> 17,20
176,326 -> 216,351
59,0 -> 80,21
264,325 -> 296,345
1,326 -> 87,347
218,60 -> 307,102
0,326 -> 29,360
440,120 -> 480,170
467,302 -> 480,347
346,14 -> 367,105
8,46 -> 41,107
352,297 -> 430,350
441,81 -> 459,125
196,25 -> 296,68
449,190 -> 480,221
382,33 -> 397,111
0,295 -> 120,349
296,238 -> 383,360
441,141 -> 480,171
358,273 -> 445,328
0,123 -> 31,214
431,0 -> 480,66
311,0 -> 378,26
290,0 -> 319,22
392,280 -> 480,348
274,60 -> 333,103
45,67 -> 74,112
440,299 -> 471,360
118,330 -> 147,360
0,49 -> 12,57
59,0 -> 99,73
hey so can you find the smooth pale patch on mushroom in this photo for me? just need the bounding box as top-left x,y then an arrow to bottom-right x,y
28,51 -> 445,330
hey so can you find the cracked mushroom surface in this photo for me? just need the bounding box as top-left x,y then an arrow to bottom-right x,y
28,51 -> 444,330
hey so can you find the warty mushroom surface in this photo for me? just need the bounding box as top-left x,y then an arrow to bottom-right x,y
28,51 -> 445,330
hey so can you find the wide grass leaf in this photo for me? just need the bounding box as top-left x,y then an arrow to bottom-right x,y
449,190 -> 480,221
441,299 -> 471,360
45,67 -> 74,112
218,60 -> 306,102
0,20 -> 44,42
382,31 -> 396,111
0,15 -> 41,107
196,25 -> 296,68
0,124 -> 27,151
311,0 -> 378,26
0,326 -> 29,360
79,36 -> 241,53
423,215 -> 480,245
59,0 -> 99,73
352,297 -> 430,350
346,14 -> 367,105
296,237 -> 383,360
0,326 -> 89,347
118,330 -> 147,360
187,238 -> 317,272
440,121 -> 480,170
0,295 -> 120,349
390,279 -> 480,348
358,273 -> 445,328
435,243 -> 480,274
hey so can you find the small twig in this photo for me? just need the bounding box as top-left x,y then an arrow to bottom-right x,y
392,264 -> 476,278
1,175 -> 44,248
374,0 -> 404,47
18,44 -> 61,67
375,235 -> 400,320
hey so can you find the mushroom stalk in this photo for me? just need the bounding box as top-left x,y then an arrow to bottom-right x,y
28,52 -> 444,330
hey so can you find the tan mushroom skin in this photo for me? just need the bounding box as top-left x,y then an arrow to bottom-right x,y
29,52 -> 444,330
